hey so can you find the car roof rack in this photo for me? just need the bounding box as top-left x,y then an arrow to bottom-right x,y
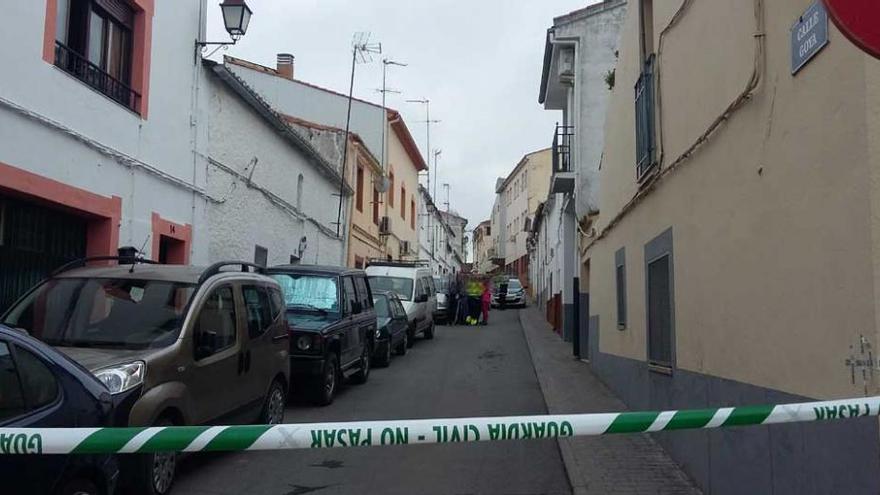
365,259 -> 431,268
198,261 -> 266,285
51,256 -> 158,276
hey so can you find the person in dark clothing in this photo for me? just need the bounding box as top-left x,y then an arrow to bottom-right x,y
497,279 -> 509,311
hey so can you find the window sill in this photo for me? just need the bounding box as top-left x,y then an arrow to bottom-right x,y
648,363 -> 673,375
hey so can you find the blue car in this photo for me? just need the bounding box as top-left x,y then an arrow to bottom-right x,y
0,325 -> 119,495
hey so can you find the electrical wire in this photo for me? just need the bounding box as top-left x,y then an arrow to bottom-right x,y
586,0 -> 765,250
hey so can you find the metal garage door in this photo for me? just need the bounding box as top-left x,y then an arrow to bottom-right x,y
0,195 -> 87,312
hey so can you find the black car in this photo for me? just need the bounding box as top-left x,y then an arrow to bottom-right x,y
371,291 -> 410,366
267,265 -> 376,405
0,325 -> 119,495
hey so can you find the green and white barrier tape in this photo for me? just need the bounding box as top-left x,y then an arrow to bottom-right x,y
2,396 -> 878,455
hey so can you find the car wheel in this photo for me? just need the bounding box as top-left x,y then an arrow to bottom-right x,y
311,353 -> 339,406
424,321 -> 435,340
129,418 -> 176,495
375,340 -> 392,367
396,333 -> 408,355
259,380 -> 286,425
406,326 -> 416,348
352,344 -> 371,384
59,478 -> 100,495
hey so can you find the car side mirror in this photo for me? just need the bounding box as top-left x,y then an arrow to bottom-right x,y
195,330 -> 218,360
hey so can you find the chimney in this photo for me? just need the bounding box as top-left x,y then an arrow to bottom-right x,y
276,53 -> 294,79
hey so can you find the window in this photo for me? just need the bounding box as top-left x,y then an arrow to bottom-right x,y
354,256 -> 364,269
15,347 -> 60,411
4,278 -> 195,350
243,286 -> 273,338
635,0 -> 657,179
296,174 -> 304,210
369,276 -> 414,301
486,226 -> 491,236
373,186 -> 380,225
374,295 -> 390,318
271,274 -> 339,313
194,286 -> 237,358
354,276 -> 373,310
401,185 -> 406,219
356,166 -> 364,212
389,173 -> 395,207
0,342 -> 26,421
254,245 -> 268,267
268,287 -> 285,320
615,248 -> 627,330
54,0 -> 138,112
410,198 -> 416,229
645,228 -> 674,369
342,277 -> 358,314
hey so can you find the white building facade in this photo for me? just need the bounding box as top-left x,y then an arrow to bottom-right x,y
0,0 -> 211,310
537,0 -> 626,345
203,60 -> 347,267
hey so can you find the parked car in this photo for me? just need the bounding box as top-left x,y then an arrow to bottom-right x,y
366,261 -> 437,345
371,291 -> 410,366
493,277 -> 527,308
2,258 -> 291,495
267,265 -> 375,406
0,325 -> 119,495
433,276 -> 451,324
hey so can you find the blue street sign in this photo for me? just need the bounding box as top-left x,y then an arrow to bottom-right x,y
791,1 -> 829,74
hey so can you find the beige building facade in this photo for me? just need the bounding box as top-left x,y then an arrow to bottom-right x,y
581,0 -> 880,491
473,220 -> 494,273
492,148 -> 552,284
385,109 -> 426,261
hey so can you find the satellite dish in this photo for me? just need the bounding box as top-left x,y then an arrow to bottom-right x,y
375,175 -> 391,193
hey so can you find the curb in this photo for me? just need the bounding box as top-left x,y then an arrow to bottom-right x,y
518,307 -> 590,495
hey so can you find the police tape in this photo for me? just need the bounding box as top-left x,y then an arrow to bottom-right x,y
2,395 -> 878,455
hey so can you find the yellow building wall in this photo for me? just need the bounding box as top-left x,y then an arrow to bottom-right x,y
588,0 -> 877,399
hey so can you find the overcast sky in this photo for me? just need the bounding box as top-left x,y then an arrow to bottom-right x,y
206,0 -> 598,231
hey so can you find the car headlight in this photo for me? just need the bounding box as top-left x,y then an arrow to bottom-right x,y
95,361 -> 145,395
296,335 -> 312,351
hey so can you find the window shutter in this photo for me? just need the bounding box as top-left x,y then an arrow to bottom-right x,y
95,0 -> 134,28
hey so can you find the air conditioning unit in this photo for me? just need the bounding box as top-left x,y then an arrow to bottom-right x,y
379,216 -> 391,235
400,240 -> 411,255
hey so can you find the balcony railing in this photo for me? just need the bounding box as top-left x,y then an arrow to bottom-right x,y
635,54 -> 656,180
552,123 -> 574,173
54,42 -> 140,114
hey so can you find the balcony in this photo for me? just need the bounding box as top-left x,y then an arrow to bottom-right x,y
551,123 -> 575,194
54,42 -> 140,114
635,55 -> 656,180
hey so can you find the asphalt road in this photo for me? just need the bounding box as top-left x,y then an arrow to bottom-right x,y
173,308 -> 571,495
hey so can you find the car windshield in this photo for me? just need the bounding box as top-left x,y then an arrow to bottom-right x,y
433,276 -> 449,293
271,274 -> 340,314
368,276 -> 414,301
509,279 -> 522,290
373,295 -> 390,318
2,278 -> 195,350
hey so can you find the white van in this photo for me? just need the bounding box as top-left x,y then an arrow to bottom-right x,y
366,261 -> 437,346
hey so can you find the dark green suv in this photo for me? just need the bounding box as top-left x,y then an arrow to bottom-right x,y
267,265 -> 376,406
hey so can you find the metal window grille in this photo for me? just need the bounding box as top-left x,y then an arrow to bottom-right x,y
647,254 -> 672,367
552,124 -> 575,173
54,41 -> 140,113
635,54 -> 656,179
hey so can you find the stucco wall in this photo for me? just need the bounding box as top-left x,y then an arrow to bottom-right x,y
386,125 -> 420,254
591,0 -> 876,399
229,63 -> 385,160
0,1 -> 210,264
205,74 -> 343,266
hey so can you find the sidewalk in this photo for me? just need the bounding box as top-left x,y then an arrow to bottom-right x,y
519,306 -> 701,495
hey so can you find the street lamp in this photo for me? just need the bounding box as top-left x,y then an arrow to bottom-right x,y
196,0 -> 254,56
220,0 -> 253,40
